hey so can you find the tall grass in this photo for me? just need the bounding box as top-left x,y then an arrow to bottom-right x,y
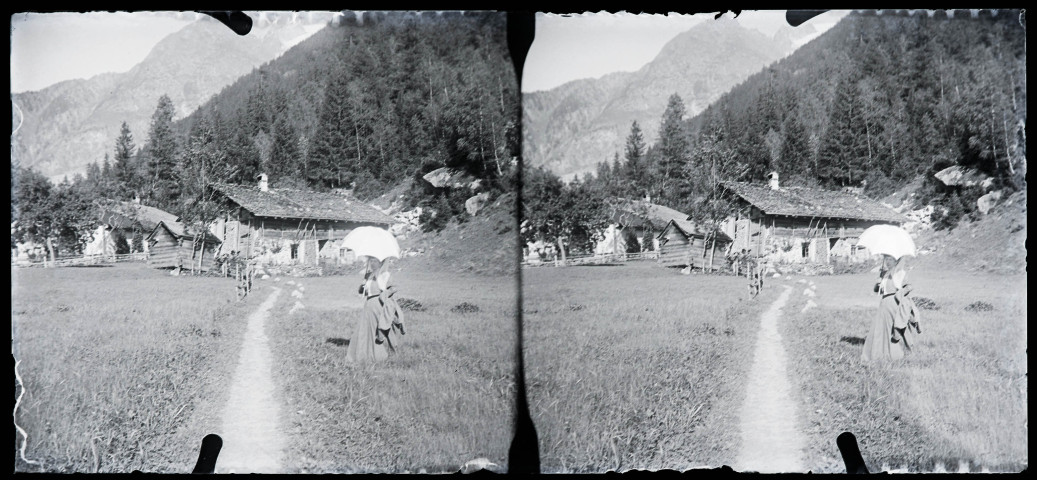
12,264 -> 245,473
266,268 -> 516,473
780,269 -> 1027,472
522,263 -> 772,472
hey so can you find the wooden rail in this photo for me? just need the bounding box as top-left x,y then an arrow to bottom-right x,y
521,251 -> 658,268
12,252 -> 148,268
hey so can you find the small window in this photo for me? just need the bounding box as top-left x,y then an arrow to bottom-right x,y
290,243 -> 299,259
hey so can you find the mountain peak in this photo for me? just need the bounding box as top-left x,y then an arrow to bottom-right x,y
524,18 -> 816,180
12,18 -> 325,182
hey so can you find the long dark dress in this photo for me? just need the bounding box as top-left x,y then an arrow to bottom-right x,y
345,278 -> 400,363
861,277 -> 919,362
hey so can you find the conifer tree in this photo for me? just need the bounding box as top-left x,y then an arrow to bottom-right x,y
113,122 -> 138,199
144,95 -> 179,207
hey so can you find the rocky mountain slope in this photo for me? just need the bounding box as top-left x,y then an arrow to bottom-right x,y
12,15 -> 320,182
523,16 -> 818,180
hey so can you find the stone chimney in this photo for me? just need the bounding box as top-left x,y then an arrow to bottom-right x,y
257,173 -> 269,192
768,171 -> 780,190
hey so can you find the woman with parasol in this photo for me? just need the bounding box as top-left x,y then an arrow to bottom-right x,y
858,226 -> 922,363
343,227 -> 407,364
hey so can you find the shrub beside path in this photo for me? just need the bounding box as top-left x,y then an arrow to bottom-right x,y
216,286 -> 285,473
735,284 -> 807,473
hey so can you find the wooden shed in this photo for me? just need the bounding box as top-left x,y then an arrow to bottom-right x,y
212,176 -> 395,266
97,201 -> 181,255
720,178 -> 907,264
606,198 -> 695,252
146,221 -> 223,272
656,218 -> 733,271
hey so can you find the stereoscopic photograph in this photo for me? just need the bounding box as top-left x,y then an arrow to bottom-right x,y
11,10 -> 518,473
520,9 -> 1026,473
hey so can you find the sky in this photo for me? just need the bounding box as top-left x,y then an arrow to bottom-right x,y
10,10 -> 849,95
9,11 -> 337,94
522,10 -> 850,93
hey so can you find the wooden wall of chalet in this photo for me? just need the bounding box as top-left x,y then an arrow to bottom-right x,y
148,227 -> 218,272
762,216 -> 884,240
731,210 -> 895,258
658,230 -> 730,271
222,215 -> 387,262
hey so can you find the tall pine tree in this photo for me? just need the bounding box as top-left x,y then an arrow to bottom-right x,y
113,122 -> 137,198
144,95 -> 179,208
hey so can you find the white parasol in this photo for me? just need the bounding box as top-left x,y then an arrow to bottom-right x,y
857,224 -> 916,260
342,226 -> 400,261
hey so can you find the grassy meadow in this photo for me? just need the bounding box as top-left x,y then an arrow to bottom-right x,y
522,262 -> 773,472
265,266 -> 517,473
11,263 -> 246,473
12,262 -> 517,473
522,261 -> 1027,473
780,268 -> 1027,473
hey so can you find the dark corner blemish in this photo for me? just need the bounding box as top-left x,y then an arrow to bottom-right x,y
199,11 -> 253,36
786,10 -> 829,28
837,431 -> 869,474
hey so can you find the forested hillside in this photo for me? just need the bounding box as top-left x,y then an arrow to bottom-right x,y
525,10 -> 1026,254
12,11 -> 519,258
523,16 -> 820,181
11,16 -> 314,183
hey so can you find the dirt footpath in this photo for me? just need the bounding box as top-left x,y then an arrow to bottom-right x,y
735,284 -> 807,473
216,287 -> 285,473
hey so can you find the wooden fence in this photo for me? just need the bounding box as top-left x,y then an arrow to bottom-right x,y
12,252 -> 147,268
522,251 -> 658,268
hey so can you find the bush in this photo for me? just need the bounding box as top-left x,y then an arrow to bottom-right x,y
913,297 -> 940,310
450,302 -> 480,313
396,297 -> 426,312
964,301 -> 994,312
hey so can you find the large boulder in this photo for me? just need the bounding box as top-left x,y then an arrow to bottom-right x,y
977,190 -> 1003,214
464,192 -> 491,216
423,167 -> 474,189
934,166 -> 988,187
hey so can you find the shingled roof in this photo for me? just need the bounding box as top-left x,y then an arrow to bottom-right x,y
213,183 -> 394,225
659,218 -> 733,243
608,198 -> 691,230
101,202 -> 180,231
147,220 -> 222,244
720,181 -> 906,223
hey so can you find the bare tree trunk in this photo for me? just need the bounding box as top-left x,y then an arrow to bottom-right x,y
864,118 -> 873,163
990,108 -> 999,171
1003,110 -> 1015,174
557,236 -> 566,266
354,120 -> 362,172
192,231 -> 200,275
490,117 -> 503,176
46,237 -> 55,267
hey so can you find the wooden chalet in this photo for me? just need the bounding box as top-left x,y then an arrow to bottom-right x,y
656,218 -> 733,270
720,176 -> 907,264
211,175 -> 395,266
97,201 -> 181,254
606,198 -> 694,252
146,220 -> 223,272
